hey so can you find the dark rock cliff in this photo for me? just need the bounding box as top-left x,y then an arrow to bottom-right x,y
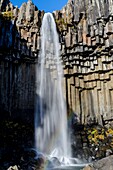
0,0 -> 113,125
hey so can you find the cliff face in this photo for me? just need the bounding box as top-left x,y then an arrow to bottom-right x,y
56,0 -> 113,124
0,0 -> 113,124
0,0 -> 41,120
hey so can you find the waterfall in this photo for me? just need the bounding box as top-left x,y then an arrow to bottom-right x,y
35,12 -> 71,158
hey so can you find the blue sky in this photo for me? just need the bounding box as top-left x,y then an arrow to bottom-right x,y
10,0 -> 68,12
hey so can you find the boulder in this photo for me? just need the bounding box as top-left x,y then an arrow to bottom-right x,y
7,165 -> 19,170
83,155 -> 113,170
83,165 -> 95,170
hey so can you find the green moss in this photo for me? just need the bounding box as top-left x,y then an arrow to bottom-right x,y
55,18 -> 66,31
1,11 -> 14,20
85,127 -> 113,157
55,17 -> 75,32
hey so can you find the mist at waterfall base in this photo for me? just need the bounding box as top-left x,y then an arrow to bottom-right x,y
34,13 -> 87,169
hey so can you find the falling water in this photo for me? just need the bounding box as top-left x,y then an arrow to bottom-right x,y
35,13 -> 71,158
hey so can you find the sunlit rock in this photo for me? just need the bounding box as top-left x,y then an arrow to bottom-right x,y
26,0 -> 35,23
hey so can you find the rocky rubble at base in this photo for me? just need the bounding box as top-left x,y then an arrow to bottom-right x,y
1,148 -> 46,170
1,118 -> 113,169
6,155 -> 113,170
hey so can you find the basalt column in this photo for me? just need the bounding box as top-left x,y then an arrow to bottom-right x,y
55,0 -> 113,124
1,0 -> 113,125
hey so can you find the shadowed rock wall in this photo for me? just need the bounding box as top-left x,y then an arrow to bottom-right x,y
0,0 -> 40,120
0,0 -> 113,124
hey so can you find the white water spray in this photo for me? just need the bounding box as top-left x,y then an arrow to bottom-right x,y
35,13 -> 71,158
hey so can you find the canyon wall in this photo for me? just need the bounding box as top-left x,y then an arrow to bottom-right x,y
0,0 -> 113,124
56,0 -> 113,124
